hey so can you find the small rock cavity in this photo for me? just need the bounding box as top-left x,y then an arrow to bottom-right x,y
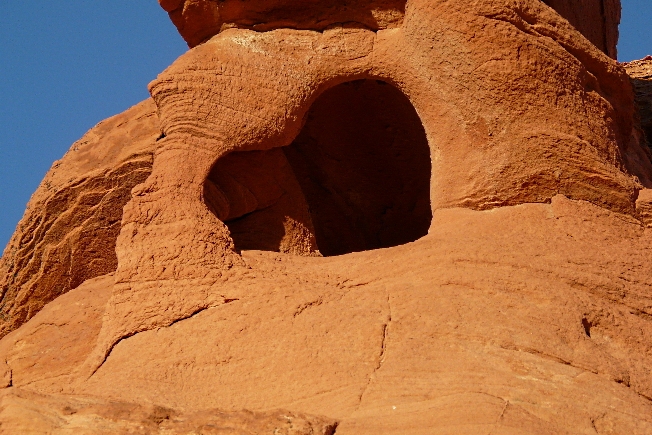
204,79 -> 432,256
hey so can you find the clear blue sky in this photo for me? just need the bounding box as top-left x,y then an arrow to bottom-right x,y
0,1 -> 651,251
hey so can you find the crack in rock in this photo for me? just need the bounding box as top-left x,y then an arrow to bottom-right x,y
88,297 -> 240,379
357,289 -> 392,410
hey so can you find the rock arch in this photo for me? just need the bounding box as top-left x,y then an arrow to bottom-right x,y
204,79 -> 432,256
81,1 -> 651,377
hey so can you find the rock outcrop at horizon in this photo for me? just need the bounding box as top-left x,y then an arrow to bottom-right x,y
543,0 -> 621,58
626,57 -> 652,152
1,1 -> 652,433
160,0 -> 622,58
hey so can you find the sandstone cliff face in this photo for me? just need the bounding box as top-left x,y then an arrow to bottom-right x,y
626,58 -> 652,227
0,388 -> 337,435
543,0 -> 621,58
626,58 -> 652,152
1,198 -> 652,434
1,0 -> 652,433
74,1 -> 652,386
158,0 -> 407,47
0,100 -> 157,338
161,0 -> 622,59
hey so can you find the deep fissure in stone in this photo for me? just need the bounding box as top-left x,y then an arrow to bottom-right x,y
204,79 -> 432,256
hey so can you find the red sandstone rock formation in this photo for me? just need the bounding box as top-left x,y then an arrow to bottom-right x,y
626,58 -> 652,152
626,58 -> 652,228
0,387 -> 337,434
158,0 -> 407,47
543,0 -> 621,58
0,99 -> 157,338
1,0 -> 652,433
161,0 -> 622,58
2,199 -> 652,433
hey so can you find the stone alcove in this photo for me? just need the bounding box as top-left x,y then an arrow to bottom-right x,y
203,79 -> 432,256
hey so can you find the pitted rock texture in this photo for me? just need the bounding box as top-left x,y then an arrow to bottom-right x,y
543,0 -> 621,58
0,99 -> 158,339
2,1 -> 652,433
160,0 -> 621,59
159,0 -> 407,47
70,0 -> 652,387
625,57 -> 652,152
0,388 -> 338,435
1,197 -> 652,434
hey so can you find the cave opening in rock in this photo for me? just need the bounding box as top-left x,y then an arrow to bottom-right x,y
204,79 -> 432,257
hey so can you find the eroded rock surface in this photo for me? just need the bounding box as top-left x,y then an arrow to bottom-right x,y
626,57 -> 652,151
0,388 -> 337,435
1,197 -> 652,434
205,148 -> 319,256
161,0 -> 622,59
159,0 -> 407,47
543,0 -> 621,58
1,0 -> 652,433
0,99 -> 158,338
85,1 -> 651,372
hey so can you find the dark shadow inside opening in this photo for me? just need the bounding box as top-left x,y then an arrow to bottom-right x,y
204,79 -> 432,257
283,80 -> 432,256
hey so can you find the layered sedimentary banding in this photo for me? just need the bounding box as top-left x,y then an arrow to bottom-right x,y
160,0 -> 622,59
79,0 -> 651,379
0,99 -> 159,339
159,0 -> 408,47
542,0 -> 621,58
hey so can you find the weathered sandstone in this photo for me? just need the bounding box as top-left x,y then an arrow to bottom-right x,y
85,1 -> 651,378
1,0 -> 652,433
0,388 -> 337,435
637,188 -> 652,227
1,197 -> 652,433
161,0 -> 622,59
543,0 -> 621,58
0,99 -> 157,338
158,0 -> 407,47
625,57 -> 652,152
625,58 -> 652,227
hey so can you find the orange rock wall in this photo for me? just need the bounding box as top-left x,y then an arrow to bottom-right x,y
159,0 -> 407,47
0,387 -> 337,435
0,0 -> 645,348
0,100 -> 158,338
73,0 -> 652,384
626,58 -> 652,152
543,0 -> 620,58
160,0 -> 622,59
0,1 -> 651,433
2,198 -> 652,433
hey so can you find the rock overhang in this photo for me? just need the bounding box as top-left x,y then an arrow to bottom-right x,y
1,2 -> 652,432
69,1 -> 652,375
149,1 -> 648,222
159,0 -> 622,60
159,0 -> 408,47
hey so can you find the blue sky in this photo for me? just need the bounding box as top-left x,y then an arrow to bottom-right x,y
0,1 -> 651,250
618,0 -> 652,61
